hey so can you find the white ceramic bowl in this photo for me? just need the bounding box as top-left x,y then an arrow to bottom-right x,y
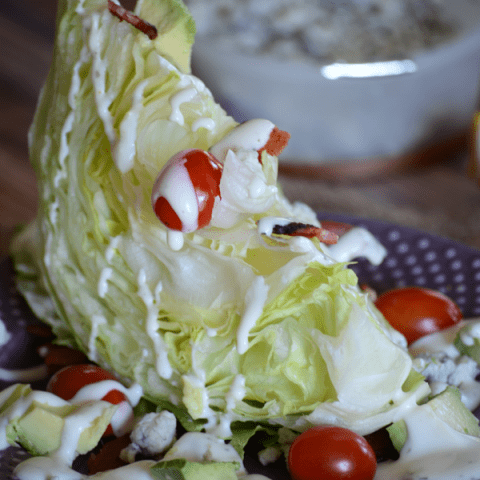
191,6 -> 480,176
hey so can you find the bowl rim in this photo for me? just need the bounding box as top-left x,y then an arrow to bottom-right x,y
193,19 -> 480,81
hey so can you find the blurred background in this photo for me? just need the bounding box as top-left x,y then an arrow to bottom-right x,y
2,0 -> 480,258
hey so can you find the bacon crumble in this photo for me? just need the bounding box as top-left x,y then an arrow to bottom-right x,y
107,0 -> 158,40
272,222 -> 339,245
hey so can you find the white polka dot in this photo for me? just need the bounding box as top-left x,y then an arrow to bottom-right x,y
473,307 -> 480,315
434,274 -> 446,284
415,277 -> 427,285
373,273 -> 384,282
392,269 -> 404,278
453,274 -> 465,283
418,238 -> 431,249
424,251 -> 437,262
396,243 -> 409,254
405,255 -> 417,266
475,296 -> 480,304
428,264 -> 441,274
450,260 -> 462,271
388,230 -> 401,241
475,272 -> 480,282
456,284 -> 467,293
8,296 -> 19,306
456,297 -> 466,305
444,248 -> 457,259
472,258 -> 480,269
385,258 -> 398,268
396,279 -> 407,287
411,266 -> 423,275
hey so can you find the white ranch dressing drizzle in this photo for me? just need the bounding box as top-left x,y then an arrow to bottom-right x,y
70,380 -> 143,408
169,87 -> 198,126
0,365 -> 48,384
54,111 -> 75,188
375,403 -> 480,479
192,117 -> 215,132
209,118 -> 274,162
89,12 -> 116,144
69,380 -> 142,437
237,276 -> 269,355
167,229 -> 184,251
137,270 -> 172,379
15,457 -> 157,480
151,160 -> 199,233
58,402 -> 111,466
327,227 -> 387,266
113,80 -> 148,173
53,44 -> 88,189
209,374 -> 246,438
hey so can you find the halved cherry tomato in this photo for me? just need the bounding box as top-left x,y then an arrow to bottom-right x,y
288,425 -> 376,480
374,286 -> 463,344
151,149 -> 223,233
47,364 -> 128,437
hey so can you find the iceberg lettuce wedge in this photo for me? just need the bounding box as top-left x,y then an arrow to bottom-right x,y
11,0 -> 429,442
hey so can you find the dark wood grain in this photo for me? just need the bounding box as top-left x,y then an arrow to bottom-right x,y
1,0 -> 480,259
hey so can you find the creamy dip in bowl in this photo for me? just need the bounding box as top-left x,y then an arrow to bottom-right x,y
189,0 -> 480,177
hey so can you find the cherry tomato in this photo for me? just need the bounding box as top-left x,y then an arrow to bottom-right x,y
374,286 -> 463,344
151,149 -> 223,233
288,425 -> 376,480
319,220 -> 353,238
47,364 -> 129,437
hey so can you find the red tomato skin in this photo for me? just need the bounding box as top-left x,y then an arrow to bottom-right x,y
374,287 -> 463,344
182,149 -> 223,230
154,196 -> 183,231
288,426 -> 376,480
47,364 -> 128,437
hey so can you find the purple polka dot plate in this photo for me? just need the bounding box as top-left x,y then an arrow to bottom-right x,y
0,213 -> 480,479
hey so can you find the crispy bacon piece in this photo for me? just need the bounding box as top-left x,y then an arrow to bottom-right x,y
259,127 -> 291,158
107,0 -> 158,40
87,434 -> 130,474
272,222 -> 339,245
318,220 -> 353,237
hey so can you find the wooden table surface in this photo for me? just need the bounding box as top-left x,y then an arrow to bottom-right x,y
2,0 -> 480,259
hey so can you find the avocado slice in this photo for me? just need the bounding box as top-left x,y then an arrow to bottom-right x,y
1,385 -> 117,456
137,0 -> 196,73
151,459 -> 239,480
387,386 -> 480,452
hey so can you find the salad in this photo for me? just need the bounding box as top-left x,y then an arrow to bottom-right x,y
3,0 -> 480,479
